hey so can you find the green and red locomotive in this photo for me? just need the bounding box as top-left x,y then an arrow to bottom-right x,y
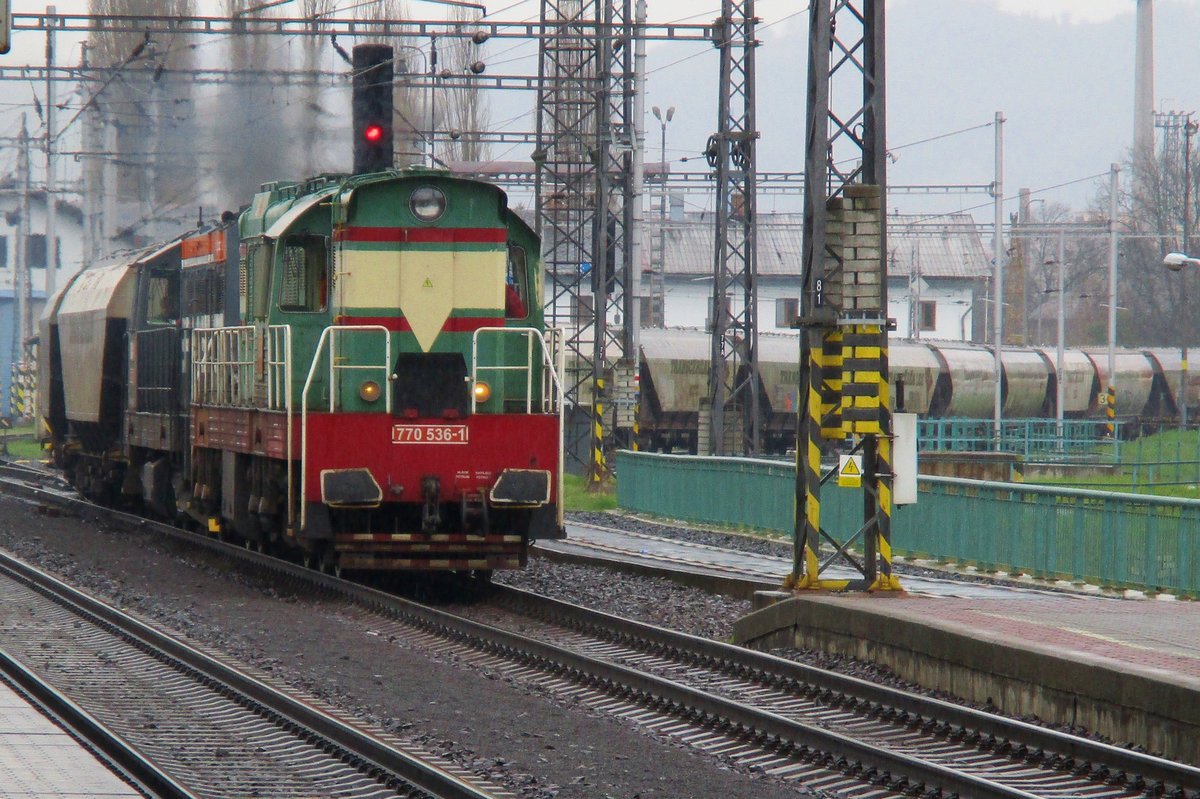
40,170 -> 564,575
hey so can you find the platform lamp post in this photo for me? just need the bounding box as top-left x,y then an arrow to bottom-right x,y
1181,118 -> 1197,431
1044,230 -> 1066,451
1165,251 -> 1200,428
651,105 -> 674,328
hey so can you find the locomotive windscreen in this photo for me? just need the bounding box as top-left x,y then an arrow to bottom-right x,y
392,353 -> 470,418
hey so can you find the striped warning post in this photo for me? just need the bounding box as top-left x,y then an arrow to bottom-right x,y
1105,384 -> 1116,437
631,398 -> 640,452
871,335 -> 901,591
840,325 -> 883,436
591,377 -> 606,484
8,361 -> 34,420
819,330 -> 844,439
791,332 -> 834,590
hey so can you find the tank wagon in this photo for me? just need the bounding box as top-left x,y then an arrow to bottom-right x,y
636,329 -> 1200,453
40,171 -> 563,575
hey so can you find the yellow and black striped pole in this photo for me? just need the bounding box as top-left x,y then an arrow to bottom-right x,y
791,331 -> 826,589
591,377 -> 606,486
1106,384 -> 1116,438
872,332 -> 901,590
631,399 -> 640,452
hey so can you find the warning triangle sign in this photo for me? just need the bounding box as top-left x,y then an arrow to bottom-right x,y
838,454 -> 863,487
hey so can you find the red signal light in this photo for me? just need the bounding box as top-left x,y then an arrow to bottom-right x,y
364,123 -> 384,143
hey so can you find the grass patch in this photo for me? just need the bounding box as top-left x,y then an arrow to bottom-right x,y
1,419 -> 45,461
1022,426 -> 1200,498
562,473 -> 617,512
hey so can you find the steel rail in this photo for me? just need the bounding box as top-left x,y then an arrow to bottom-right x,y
4,470 -> 1196,796
0,550 -> 499,799
0,474 -> 1051,797
0,646 -> 200,799
487,584 -> 1200,795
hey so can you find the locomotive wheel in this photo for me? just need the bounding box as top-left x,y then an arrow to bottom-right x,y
320,551 -> 341,578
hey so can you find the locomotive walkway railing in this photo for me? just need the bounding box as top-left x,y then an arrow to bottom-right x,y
191,325 -> 291,411
615,451 -> 1200,598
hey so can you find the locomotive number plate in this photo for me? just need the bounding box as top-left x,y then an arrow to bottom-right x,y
392,424 -> 469,445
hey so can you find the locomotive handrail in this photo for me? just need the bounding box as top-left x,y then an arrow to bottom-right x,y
470,326 -> 564,415
300,325 -> 391,531
472,326 -> 566,530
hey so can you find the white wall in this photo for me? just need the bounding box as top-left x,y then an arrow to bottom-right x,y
0,198 -> 85,299
658,277 -> 976,341
887,279 -> 975,341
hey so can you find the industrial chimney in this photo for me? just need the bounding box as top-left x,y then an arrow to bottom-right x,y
1133,0 -> 1154,162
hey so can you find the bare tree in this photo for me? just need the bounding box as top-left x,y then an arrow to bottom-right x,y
439,7 -> 490,163
1081,138 -> 1200,348
299,0 -> 337,174
88,0 -> 197,242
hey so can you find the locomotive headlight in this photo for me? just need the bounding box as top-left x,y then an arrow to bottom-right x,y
410,186 -> 446,222
359,380 -> 383,403
472,380 -> 492,404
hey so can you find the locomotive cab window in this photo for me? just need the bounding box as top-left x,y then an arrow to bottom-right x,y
145,270 -> 179,326
505,244 -> 529,319
278,234 -> 329,313
242,239 -> 273,320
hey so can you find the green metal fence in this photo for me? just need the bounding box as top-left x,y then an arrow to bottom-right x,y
918,418 -> 1121,458
615,451 -> 1200,597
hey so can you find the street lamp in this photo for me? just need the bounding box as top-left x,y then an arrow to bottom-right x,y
1164,251 -> 1200,429
650,105 -> 674,327
1044,230 -> 1066,449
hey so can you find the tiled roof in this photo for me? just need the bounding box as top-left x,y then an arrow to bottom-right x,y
658,212 -> 990,280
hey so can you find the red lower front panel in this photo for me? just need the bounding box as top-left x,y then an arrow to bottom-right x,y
302,412 -> 560,504
304,412 -> 558,568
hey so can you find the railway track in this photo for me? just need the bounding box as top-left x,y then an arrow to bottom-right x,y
0,547 -> 508,799
3,463 -> 1199,797
0,642 -> 195,799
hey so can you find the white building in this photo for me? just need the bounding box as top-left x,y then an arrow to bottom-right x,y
646,211 -> 991,340
0,186 -> 85,416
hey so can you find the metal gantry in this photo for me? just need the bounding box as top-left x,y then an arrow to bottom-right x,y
706,0 -> 759,457
10,6 -> 711,472
535,0 -> 600,478
793,0 -> 900,592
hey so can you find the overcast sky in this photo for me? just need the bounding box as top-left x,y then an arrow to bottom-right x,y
4,0 -> 1199,223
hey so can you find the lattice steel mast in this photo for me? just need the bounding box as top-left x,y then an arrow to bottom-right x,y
534,0 -> 635,477
706,0 -> 760,456
792,0 -> 900,592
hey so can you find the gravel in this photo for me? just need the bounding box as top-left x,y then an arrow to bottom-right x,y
0,494 -> 814,799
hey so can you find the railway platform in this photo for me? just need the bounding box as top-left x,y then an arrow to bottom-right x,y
0,677 -> 142,798
541,520 -> 1200,765
734,585 -> 1200,766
